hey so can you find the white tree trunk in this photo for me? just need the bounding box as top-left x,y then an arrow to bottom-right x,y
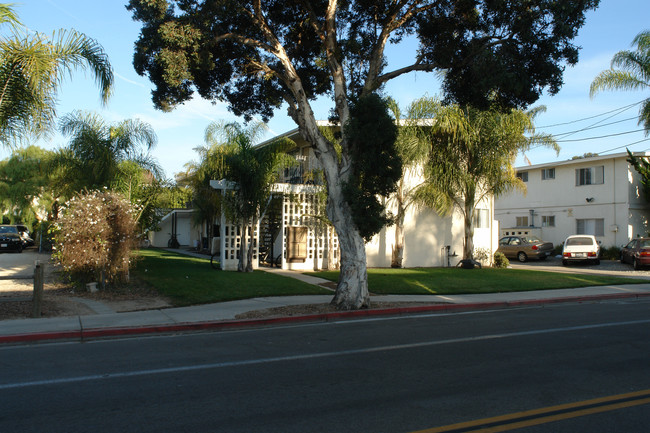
326,173 -> 370,309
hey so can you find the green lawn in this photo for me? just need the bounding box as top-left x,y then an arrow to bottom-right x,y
307,267 -> 645,295
131,248 -> 331,306
132,249 -> 646,306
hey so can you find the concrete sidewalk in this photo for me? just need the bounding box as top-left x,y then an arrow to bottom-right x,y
2,280 -> 650,344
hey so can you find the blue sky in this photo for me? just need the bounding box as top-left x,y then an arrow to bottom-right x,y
3,0 -> 649,178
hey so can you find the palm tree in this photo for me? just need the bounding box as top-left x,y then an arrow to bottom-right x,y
179,128 -> 233,255
55,111 -> 160,194
590,30 -> 650,134
386,98 -> 434,268
416,102 -> 558,262
211,121 -> 292,272
0,3 -> 113,147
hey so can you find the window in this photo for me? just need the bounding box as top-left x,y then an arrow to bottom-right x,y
474,209 -> 490,228
575,166 -> 604,186
541,168 -> 555,180
516,171 -> 528,182
576,218 -> 604,236
287,226 -> 308,263
515,216 -> 528,227
541,215 -> 555,227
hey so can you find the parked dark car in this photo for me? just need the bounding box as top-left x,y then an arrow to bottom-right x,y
0,225 -> 23,253
14,224 -> 34,247
620,237 -> 650,270
497,235 -> 554,262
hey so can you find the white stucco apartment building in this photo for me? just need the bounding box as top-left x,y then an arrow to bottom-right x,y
495,152 -> 650,248
208,125 -> 498,271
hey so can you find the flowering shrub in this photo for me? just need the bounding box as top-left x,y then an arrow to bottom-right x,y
54,190 -> 139,288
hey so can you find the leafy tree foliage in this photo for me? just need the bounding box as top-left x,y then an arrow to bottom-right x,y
207,121 -> 292,272
54,111 -> 160,194
0,145 -> 53,224
0,3 -> 113,146
128,0 -> 598,309
627,148 -> 650,202
414,101 -> 558,260
590,30 -> 650,134
343,94 -> 401,241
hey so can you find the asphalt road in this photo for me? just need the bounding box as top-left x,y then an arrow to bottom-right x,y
1,300 -> 650,432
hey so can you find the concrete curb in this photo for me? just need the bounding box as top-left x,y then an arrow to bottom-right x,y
2,292 -> 650,345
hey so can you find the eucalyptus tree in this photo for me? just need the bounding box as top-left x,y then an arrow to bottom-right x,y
128,0 -> 598,309
590,30 -> 650,134
416,102 -> 558,261
0,3 -> 113,147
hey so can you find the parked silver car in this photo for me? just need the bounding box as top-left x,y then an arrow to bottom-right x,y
497,235 -> 554,262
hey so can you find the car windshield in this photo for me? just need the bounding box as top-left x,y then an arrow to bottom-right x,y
0,226 -> 18,234
522,237 -> 541,243
566,237 -> 594,246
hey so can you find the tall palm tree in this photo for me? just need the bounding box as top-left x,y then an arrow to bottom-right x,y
55,111 -> 160,194
211,121 -> 292,272
590,30 -> 650,134
0,3 -> 113,147
386,98 -> 434,268
416,102 -> 558,262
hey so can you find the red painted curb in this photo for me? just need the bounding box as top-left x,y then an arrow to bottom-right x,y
2,292 -> 650,344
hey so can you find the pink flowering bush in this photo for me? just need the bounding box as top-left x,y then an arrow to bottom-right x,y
54,190 -> 139,288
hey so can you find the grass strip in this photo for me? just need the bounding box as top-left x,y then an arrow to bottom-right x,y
132,248 -> 331,306
308,267 -> 646,295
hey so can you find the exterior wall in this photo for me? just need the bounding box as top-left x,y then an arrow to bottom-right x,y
366,165 -> 497,267
495,153 -> 650,248
148,210 -> 196,248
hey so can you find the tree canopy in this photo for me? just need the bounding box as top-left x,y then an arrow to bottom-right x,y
0,3 -> 113,146
590,30 -> 650,134
413,100 -> 558,260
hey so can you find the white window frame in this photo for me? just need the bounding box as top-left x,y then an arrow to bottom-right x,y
474,209 -> 490,229
516,171 -> 528,182
515,216 -> 529,227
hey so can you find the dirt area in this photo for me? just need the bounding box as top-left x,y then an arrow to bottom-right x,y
235,301 -> 440,320
0,251 -> 171,321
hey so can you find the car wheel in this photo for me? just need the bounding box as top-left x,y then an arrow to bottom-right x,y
517,252 -> 527,262
634,257 -> 641,270
16,244 -> 22,253
620,253 -> 625,264
562,259 -> 568,266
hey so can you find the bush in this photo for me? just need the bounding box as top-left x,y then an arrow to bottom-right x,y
473,247 -> 491,265
493,252 -> 509,268
553,243 -> 563,256
600,245 -> 621,260
54,190 -> 138,289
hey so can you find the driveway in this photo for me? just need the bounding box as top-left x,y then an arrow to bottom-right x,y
0,249 -> 52,280
508,256 -> 650,279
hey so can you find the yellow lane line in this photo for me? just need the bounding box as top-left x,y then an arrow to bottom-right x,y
412,389 -> 650,433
